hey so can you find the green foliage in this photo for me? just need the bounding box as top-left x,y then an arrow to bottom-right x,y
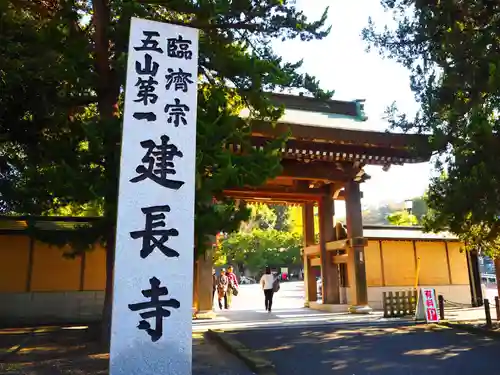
423,207 -> 500,258
362,204 -> 399,225
363,1 -> 500,256
240,204 -> 277,232
1,1 -> 332,259
362,197 -> 427,225
46,200 -> 105,218
386,211 -> 418,226
218,228 -> 302,273
213,250 -> 227,267
239,203 -> 292,232
411,196 -> 428,222
268,204 -> 292,231
217,203 -> 295,271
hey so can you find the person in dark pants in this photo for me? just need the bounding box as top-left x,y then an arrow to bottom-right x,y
212,268 -> 217,310
217,269 -> 229,310
260,266 -> 276,312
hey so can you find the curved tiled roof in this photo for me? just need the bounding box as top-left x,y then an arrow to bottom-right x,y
0,217 -> 458,241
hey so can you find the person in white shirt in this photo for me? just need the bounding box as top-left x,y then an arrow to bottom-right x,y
260,266 -> 276,312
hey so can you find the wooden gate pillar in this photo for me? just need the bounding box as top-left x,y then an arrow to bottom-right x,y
345,180 -> 372,313
193,242 -> 216,319
302,202 -> 317,305
319,193 -> 340,304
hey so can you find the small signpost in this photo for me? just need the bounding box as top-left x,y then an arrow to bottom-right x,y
415,287 -> 439,323
110,17 -> 198,375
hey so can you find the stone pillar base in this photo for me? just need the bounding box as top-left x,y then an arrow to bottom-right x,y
194,310 -> 217,320
348,305 -> 373,314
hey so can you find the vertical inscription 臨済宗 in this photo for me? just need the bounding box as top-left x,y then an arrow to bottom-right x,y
110,17 -> 198,375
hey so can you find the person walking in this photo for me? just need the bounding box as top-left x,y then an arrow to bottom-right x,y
212,268 -> 217,310
260,266 -> 277,313
226,265 -> 239,308
217,269 -> 229,310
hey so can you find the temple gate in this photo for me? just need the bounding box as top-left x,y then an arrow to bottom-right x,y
217,93 -> 431,313
0,94 -> 476,323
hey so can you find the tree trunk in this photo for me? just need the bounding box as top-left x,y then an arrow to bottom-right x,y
101,230 -> 116,349
92,0 -> 120,348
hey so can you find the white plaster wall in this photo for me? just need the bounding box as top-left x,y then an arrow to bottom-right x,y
340,285 -> 471,310
0,291 -> 104,326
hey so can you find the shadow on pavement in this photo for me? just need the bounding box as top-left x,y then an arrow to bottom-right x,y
228,324 -> 500,374
0,326 -> 107,375
0,325 -> 253,375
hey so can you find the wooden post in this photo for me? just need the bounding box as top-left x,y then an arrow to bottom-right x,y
438,295 -> 445,320
388,291 -> 394,317
305,256 -> 318,304
302,203 -> 317,305
409,289 -> 417,314
414,256 -> 421,290
382,292 -> 388,317
495,296 -> 500,321
403,291 -> 409,315
393,291 -> 399,315
466,249 -> 481,307
194,245 -> 216,318
378,240 -> 386,286
444,242 -> 453,284
345,180 -> 371,313
411,289 -> 418,312
484,299 -> 492,328
26,231 -> 35,292
318,193 -> 340,304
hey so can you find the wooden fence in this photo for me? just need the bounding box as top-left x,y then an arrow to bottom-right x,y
382,290 -> 418,318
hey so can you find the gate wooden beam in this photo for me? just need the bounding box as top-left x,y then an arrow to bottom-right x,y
280,159 -> 354,181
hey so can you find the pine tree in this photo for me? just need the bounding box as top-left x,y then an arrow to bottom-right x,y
1,0 -> 332,344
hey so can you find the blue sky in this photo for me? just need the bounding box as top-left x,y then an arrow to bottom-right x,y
270,0 -> 434,213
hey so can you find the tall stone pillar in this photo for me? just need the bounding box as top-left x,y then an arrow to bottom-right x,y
302,203 -> 317,305
318,193 -> 340,304
345,180 -> 371,313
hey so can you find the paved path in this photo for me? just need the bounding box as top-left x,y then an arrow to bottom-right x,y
194,281 -> 402,332
198,280 -> 496,326
229,280 -> 306,311
193,332 -> 255,375
227,323 -> 500,374
484,285 -> 498,301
